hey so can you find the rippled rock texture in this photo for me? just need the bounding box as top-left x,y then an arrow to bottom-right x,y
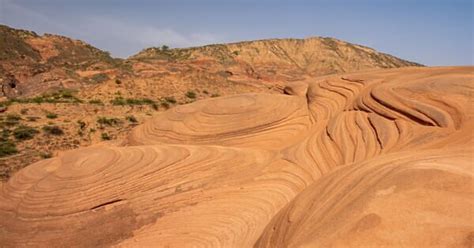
1,67 -> 473,247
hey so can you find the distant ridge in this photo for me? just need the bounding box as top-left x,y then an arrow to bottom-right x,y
0,24 -> 421,99
132,36 -> 421,75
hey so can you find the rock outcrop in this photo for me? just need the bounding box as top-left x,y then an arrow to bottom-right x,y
1,66 -> 472,247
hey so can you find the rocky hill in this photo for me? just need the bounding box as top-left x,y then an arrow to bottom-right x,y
0,24 -> 126,99
131,37 -> 421,89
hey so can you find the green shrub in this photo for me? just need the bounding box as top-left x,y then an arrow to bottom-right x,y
185,91 -> 196,99
111,97 -> 155,106
126,115 -> 138,123
101,132 -> 111,140
60,91 -> 74,98
42,125 -> 64,136
127,98 -> 154,105
88,99 -> 103,105
164,96 -> 177,104
13,125 -> 38,140
1,129 -> 10,140
10,90 -> 82,104
40,152 -> 53,159
46,113 -> 58,119
77,120 -> 86,130
160,102 -> 170,109
30,96 -> 46,104
97,117 -> 121,126
110,97 -> 126,105
0,100 -> 12,108
4,114 -> 21,126
0,140 -> 17,157
89,73 -> 109,83
115,79 -> 122,85
27,116 -> 40,122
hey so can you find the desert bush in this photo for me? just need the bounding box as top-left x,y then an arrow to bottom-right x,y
126,115 -> 138,123
0,140 -> 17,157
160,102 -> 170,109
11,90 -> 82,104
60,90 -> 74,98
101,132 -> 111,140
77,120 -> 86,130
27,116 -> 40,122
88,99 -> 103,105
4,114 -> 21,126
97,117 -> 121,126
89,73 -> 109,83
164,96 -> 176,104
42,125 -> 64,136
185,91 -> 196,99
111,97 -> 155,106
13,125 -> 38,140
127,98 -> 154,105
46,113 -> 58,119
110,97 -> 126,105
40,152 -> 53,159
1,129 -> 10,140
0,102 -> 11,111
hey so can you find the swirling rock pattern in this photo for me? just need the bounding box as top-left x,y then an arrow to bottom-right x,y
1,67 -> 473,247
127,93 -> 312,150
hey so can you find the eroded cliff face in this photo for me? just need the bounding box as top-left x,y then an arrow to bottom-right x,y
1,66 -> 472,247
131,37 -> 421,89
0,24 -> 123,98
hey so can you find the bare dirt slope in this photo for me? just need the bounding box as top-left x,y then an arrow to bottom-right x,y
1,66 -> 472,247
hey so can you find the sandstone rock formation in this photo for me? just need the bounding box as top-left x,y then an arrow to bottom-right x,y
1,66 -> 472,247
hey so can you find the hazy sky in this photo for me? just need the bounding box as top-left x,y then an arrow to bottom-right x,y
0,0 -> 472,65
